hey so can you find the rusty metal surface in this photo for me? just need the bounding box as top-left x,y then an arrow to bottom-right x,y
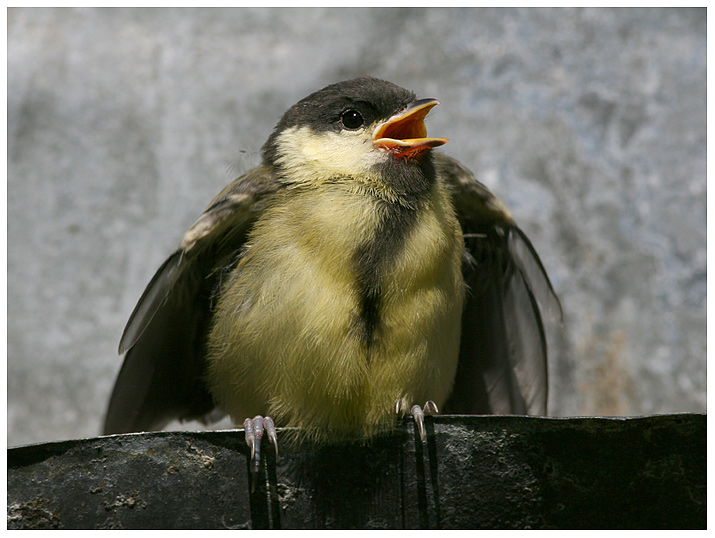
7,414 -> 705,529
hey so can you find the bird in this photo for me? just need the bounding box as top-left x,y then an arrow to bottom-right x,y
103,77 -> 561,471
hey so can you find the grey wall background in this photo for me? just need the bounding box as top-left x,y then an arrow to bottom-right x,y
8,7 -> 706,447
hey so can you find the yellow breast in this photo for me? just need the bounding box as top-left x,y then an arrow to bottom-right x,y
205,179 -> 464,441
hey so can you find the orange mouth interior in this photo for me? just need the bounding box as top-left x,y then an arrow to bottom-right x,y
373,99 -> 448,158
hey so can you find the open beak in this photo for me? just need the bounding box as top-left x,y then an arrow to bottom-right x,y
373,98 -> 449,159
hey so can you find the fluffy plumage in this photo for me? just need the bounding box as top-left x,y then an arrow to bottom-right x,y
103,77 -> 560,440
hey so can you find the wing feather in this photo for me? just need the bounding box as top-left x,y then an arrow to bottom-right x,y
103,165 -> 282,434
436,154 -> 560,416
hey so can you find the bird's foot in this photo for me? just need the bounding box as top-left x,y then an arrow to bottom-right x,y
396,399 -> 439,442
244,415 -> 278,488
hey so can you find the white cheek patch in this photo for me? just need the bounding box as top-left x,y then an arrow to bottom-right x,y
274,126 -> 384,185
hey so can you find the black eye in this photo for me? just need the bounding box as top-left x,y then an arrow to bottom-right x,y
341,109 -> 364,130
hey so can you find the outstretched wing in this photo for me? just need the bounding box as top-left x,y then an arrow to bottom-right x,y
436,154 -> 562,416
103,165 -> 283,434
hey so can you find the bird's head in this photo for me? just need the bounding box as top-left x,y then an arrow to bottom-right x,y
262,77 -> 448,200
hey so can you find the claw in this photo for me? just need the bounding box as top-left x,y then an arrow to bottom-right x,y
411,404 -> 426,441
264,416 -> 279,457
244,418 -> 256,460
396,399 -> 439,441
244,416 -> 264,476
251,416 -> 265,474
244,415 -> 278,490
410,401 -> 439,442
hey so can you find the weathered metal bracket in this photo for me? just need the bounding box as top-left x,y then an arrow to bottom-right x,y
7,414 -> 705,529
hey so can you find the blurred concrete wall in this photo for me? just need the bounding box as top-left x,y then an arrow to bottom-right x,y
8,7 -> 705,447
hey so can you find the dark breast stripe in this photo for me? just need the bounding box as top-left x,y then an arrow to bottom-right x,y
352,201 -> 418,348
350,155 -> 437,351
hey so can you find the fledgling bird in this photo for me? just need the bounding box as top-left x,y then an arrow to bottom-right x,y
104,77 -> 561,467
